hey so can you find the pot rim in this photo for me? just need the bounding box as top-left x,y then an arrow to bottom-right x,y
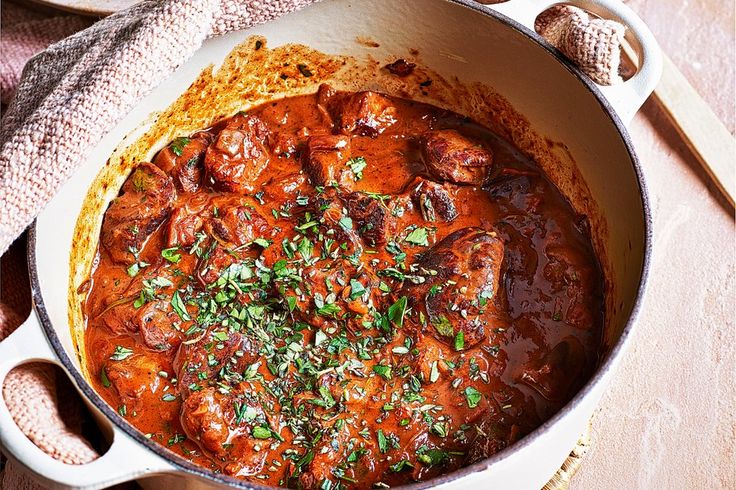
26,0 -> 652,488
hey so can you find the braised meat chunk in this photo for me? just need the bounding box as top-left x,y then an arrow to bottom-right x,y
97,267 -> 186,351
174,327 -> 260,398
154,133 -> 211,193
204,114 -> 271,193
422,129 -> 493,185
101,162 -> 176,264
166,202 -> 206,248
303,134 -> 353,190
408,177 -> 459,222
401,227 -> 505,347
204,195 -> 269,248
104,354 -> 164,413
180,387 -> 271,477
343,191 -> 393,246
336,90 -> 397,136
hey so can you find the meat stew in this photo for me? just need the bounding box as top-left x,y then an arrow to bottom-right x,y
83,84 -> 604,488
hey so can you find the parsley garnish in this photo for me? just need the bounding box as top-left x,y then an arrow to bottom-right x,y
171,291 -> 191,321
169,137 -> 191,157
161,247 -> 181,263
373,364 -> 392,380
454,330 -> 465,351
404,227 -> 429,246
338,216 -> 353,231
432,315 -> 453,337
316,302 -> 340,317
346,156 -> 367,180
429,361 -> 440,383
390,460 -> 414,472
234,402 -> 258,424
417,448 -> 449,466
126,261 -> 148,277
376,429 -> 388,453
349,279 -> 366,300
464,386 -> 482,408
297,63 -> 313,77
388,296 -> 407,327
252,426 -> 273,439
100,367 -> 111,387
110,346 -> 133,361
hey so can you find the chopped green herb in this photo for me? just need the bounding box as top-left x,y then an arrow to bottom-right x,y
405,227 -> 429,246
464,386 -> 482,408
432,315 -> 453,337
373,364 -> 392,380
167,433 -> 186,446
431,422 -> 448,438
126,261 -> 148,277
365,191 -> 391,202
317,302 -> 341,317
171,291 -> 191,321
376,429 -> 388,453
161,247 -> 181,263
297,63 -> 313,77
338,216 -> 353,231
390,460 -> 414,472
417,448 -> 449,466
429,361 -> 440,383
346,156 -> 367,180
100,367 -> 111,388
252,426 -> 273,439
388,296 -> 407,327
169,137 -> 191,157
234,402 -> 258,424
297,237 -> 313,260
349,279 -> 366,300
287,296 -> 297,312
110,345 -> 134,361
162,393 -> 177,402
454,330 -> 465,351
314,330 -> 327,347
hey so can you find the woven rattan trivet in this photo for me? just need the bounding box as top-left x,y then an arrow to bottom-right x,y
542,421 -> 592,490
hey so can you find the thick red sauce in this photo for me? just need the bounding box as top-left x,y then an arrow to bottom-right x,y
84,84 -> 604,489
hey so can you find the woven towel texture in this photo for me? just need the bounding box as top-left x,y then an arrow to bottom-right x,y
0,0 -> 316,256
0,2 -> 624,489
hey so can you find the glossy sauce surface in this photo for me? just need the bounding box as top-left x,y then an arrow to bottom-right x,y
84,85 -> 604,489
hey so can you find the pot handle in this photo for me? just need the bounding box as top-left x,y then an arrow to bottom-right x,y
484,0 -> 663,124
0,312 -> 175,489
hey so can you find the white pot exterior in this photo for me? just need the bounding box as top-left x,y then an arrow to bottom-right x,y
0,1 -> 660,488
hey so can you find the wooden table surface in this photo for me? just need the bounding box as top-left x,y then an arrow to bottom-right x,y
571,1 -> 735,488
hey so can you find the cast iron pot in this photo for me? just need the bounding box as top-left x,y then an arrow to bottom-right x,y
0,0 -> 661,488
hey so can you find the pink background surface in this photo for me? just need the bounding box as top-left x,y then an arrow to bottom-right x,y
572,1 -> 735,488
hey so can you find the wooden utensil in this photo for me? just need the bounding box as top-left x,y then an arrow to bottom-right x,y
653,53 -> 735,209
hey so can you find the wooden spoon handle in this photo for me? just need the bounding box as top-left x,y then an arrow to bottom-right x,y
653,53 -> 735,208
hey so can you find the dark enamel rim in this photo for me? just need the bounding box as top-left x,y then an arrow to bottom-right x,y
26,1 -> 653,488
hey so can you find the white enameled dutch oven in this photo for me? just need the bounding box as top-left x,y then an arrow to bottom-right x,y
0,0 -> 662,488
